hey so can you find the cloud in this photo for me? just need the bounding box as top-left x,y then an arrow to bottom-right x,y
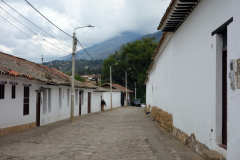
0,0 -> 170,62
0,44 -> 13,54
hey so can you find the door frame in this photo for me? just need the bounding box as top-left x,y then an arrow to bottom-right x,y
88,92 -> 91,113
36,92 -> 41,126
79,91 -> 82,115
222,50 -> 227,146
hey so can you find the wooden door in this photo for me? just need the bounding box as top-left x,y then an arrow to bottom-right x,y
79,91 -> 82,115
88,92 -> 91,113
222,50 -> 227,145
36,92 -> 41,126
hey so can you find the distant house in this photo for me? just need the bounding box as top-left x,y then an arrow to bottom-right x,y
100,83 -> 133,106
81,74 -> 102,85
92,74 -> 101,84
81,75 -> 92,80
0,52 -> 104,136
145,0 -> 240,159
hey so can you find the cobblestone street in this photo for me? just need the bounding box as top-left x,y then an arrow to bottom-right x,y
0,107 -> 203,160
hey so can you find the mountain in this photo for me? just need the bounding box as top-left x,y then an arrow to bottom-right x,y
132,31 -> 162,42
58,32 -> 141,61
112,31 -> 163,55
58,31 -> 162,61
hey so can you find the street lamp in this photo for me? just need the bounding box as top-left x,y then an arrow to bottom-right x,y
70,24 -> 94,122
110,63 -> 118,111
125,68 -> 131,107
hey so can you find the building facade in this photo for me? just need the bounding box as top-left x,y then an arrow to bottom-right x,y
0,52 -> 104,136
145,0 -> 240,159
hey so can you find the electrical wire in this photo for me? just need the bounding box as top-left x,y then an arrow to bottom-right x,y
0,19 -> 69,63
75,52 -> 99,68
77,40 -> 99,66
1,0 -> 72,49
76,51 -> 87,60
0,7 -> 71,53
0,14 -> 71,54
25,0 -> 73,38
1,0 -> 100,67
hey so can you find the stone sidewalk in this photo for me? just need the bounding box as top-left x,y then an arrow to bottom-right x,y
0,107 -> 203,160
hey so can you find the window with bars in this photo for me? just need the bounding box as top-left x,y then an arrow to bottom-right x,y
43,89 -> 47,114
23,86 -> 30,115
0,81 -> 7,99
59,88 -> 62,108
75,89 -> 78,105
67,89 -> 70,106
12,85 -> 16,99
10,82 -> 18,99
0,84 -> 4,99
48,89 -> 51,113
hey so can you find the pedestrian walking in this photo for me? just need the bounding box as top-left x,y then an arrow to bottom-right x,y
101,99 -> 106,111
127,99 -> 130,106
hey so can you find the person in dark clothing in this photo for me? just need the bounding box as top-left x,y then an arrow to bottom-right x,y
101,99 -> 106,111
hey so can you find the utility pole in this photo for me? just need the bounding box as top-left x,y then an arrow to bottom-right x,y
70,32 -> 77,122
41,55 -> 43,76
70,25 -> 94,122
125,71 -> 127,106
125,68 -> 131,107
110,65 -> 112,111
110,63 -> 117,111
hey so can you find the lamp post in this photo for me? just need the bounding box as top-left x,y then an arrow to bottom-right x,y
125,68 -> 131,107
110,63 -> 118,111
70,25 -> 94,122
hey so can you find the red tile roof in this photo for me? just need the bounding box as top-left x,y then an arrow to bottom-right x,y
100,83 -> 133,93
0,52 -> 94,89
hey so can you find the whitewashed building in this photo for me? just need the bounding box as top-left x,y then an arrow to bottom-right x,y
145,0 -> 240,159
0,52 -> 104,136
100,83 -> 133,107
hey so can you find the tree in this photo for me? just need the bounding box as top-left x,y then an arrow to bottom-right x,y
102,36 -> 158,102
74,74 -> 86,82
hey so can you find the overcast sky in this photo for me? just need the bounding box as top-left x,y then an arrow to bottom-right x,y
0,0 -> 170,63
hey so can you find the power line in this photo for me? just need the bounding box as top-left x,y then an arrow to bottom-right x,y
1,0 -> 72,49
0,7 -> 71,53
75,52 -> 99,67
25,0 -> 73,38
76,51 -> 87,60
77,40 -> 96,61
0,14 -> 71,54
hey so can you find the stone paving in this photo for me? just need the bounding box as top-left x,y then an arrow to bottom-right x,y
0,107 -> 203,160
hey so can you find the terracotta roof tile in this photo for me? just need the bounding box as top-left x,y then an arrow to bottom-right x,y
0,52 -> 94,89
100,83 -> 133,93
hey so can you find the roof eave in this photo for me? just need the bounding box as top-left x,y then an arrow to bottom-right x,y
157,0 -> 201,32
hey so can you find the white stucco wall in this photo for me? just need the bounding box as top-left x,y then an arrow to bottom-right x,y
39,85 -> 72,126
227,1 -> 240,159
0,76 -> 104,130
80,89 -> 93,115
103,92 -> 121,110
146,0 -> 240,159
91,92 -> 102,113
0,76 -> 37,128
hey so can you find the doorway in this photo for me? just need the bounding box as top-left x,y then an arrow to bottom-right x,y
222,50 -> 227,145
88,92 -> 91,113
79,91 -> 82,115
121,92 -> 124,106
36,92 -> 41,126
